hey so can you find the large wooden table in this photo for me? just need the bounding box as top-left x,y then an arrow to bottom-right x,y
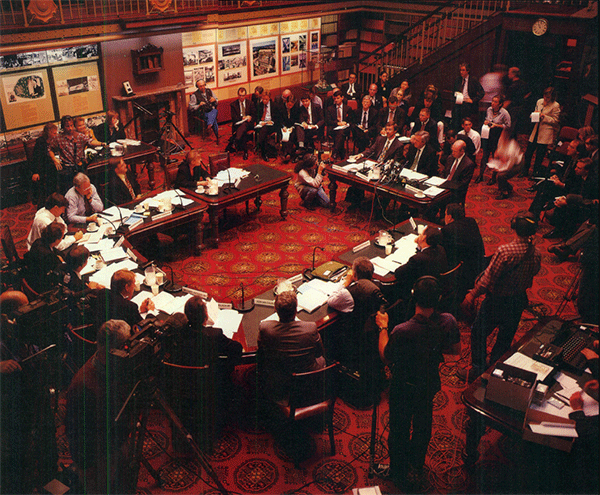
85,142 -> 159,189
326,163 -> 452,215
183,163 -> 291,247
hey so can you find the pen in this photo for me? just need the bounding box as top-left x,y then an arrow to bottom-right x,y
552,394 -> 570,406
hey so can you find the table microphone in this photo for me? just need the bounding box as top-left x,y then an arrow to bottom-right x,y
98,211 -> 119,236
303,245 -> 325,280
162,264 -> 182,293
234,282 -> 255,312
103,197 -> 129,234
172,188 -> 186,211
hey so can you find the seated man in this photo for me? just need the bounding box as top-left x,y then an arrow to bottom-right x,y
411,108 -> 439,151
65,172 -> 103,224
189,79 -> 219,143
441,129 -> 476,172
255,89 -> 280,161
257,288 -> 326,404
325,91 -> 354,160
458,117 -> 481,157
327,257 -> 387,389
27,192 -> 82,251
353,122 -> 403,164
94,110 -> 126,144
405,131 -> 438,177
366,83 -> 384,112
66,320 -> 136,494
352,95 -> 379,152
341,72 -> 362,101
63,245 -> 104,293
227,87 -> 255,160
377,95 -> 406,136
280,95 -> 300,163
296,93 -> 325,153
23,222 -> 65,294
173,149 -> 210,190
438,139 -> 475,205
394,226 -> 448,301
106,157 -> 141,205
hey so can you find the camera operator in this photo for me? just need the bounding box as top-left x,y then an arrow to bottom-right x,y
66,319 -> 136,494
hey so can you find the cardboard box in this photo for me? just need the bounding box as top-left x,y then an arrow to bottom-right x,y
485,362 -> 537,412
522,407 -> 576,452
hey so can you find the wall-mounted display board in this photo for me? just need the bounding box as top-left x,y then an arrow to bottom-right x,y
0,44 -> 101,132
217,42 -> 248,87
182,28 -> 218,92
250,37 -> 278,81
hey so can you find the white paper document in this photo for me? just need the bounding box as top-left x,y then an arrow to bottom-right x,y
334,124 -> 350,131
529,423 -> 577,438
422,185 -> 445,197
503,352 -> 554,381
481,124 -> 490,140
399,169 -> 428,181
424,176 -> 446,187
455,92 -> 464,104
371,256 -> 400,275
101,247 -> 129,263
84,238 -> 115,253
214,309 -> 243,338
89,258 -> 138,288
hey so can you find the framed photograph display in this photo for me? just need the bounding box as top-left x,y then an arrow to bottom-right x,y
52,61 -> 103,117
310,30 -> 320,52
183,44 -> 217,92
0,68 -> 55,130
281,32 -> 308,74
250,37 -> 278,81
217,42 -> 248,87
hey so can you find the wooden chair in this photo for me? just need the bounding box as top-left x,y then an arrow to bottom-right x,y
439,261 -> 463,314
550,125 -> 579,162
1,223 -> 21,266
208,152 -> 230,176
277,361 -> 339,464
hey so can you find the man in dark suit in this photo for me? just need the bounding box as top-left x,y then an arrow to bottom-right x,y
394,226 -> 448,301
257,289 -> 326,403
441,203 -> 485,300
411,107 -> 439,150
280,95 -> 300,163
439,139 -> 475,204
297,94 -> 325,153
365,83 -> 384,112
255,89 -> 280,161
356,122 -> 404,163
326,91 -> 354,160
352,95 -> 379,152
106,157 -> 141,205
340,72 -> 361,101
452,62 -> 485,129
227,87 -> 255,160
404,131 -> 438,177
377,95 -> 406,136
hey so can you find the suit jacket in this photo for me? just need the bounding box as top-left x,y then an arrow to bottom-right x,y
364,135 -> 403,162
354,107 -> 379,137
452,75 -> 485,106
174,160 -> 209,190
412,118 -> 440,150
378,106 -> 406,133
299,103 -> 325,129
326,103 -> 354,131
23,239 -> 63,293
106,169 -> 141,206
394,245 -> 448,298
94,122 -> 126,144
442,154 -> 475,201
230,98 -> 255,126
280,103 -> 300,129
405,144 -> 438,177
341,81 -> 362,100
92,288 -> 142,328
441,217 -> 485,293
257,319 -> 326,401
256,100 -> 281,129
366,94 -> 384,112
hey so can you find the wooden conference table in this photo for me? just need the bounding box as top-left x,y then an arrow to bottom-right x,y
183,163 -> 291,247
326,162 -> 452,215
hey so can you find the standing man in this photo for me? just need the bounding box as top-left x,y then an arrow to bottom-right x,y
326,91 -> 354,160
227,87 -> 255,160
28,122 -> 59,206
452,62 -> 485,129
460,212 -> 541,381
375,277 -> 460,489
439,139 -> 475,205
189,79 -> 219,143
503,67 -> 530,138
65,172 -> 103,225
352,95 -> 379,153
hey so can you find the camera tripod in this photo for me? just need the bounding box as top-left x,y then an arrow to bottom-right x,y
117,377 -> 228,495
156,109 -> 192,161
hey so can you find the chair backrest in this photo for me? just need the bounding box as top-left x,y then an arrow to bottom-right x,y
347,99 -> 358,112
557,126 -> 579,143
288,361 -> 338,414
1,223 -> 21,265
208,152 -> 230,176
22,139 -> 36,164
439,261 -> 463,313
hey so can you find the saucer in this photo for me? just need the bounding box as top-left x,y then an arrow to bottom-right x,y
87,223 -> 99,232
196,187 -> 205,194
415,192 -> 426,199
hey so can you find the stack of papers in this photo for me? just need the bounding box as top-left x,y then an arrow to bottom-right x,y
89,258 -> 138,287
215,168 -> 250,187
153,189 -> 195,208
400,169 -> 428,181
424,176 -> 447,187
132,290 -> 194,317
206,298 -> 243,338
101,247 -> 128,263
296,278 -> 338,313
422,185 -> 445,197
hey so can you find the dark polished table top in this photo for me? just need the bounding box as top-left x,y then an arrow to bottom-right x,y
85,141 -> 158,173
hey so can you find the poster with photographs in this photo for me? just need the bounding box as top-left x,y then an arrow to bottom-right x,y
183,44 -> 217,92
0,68 -> 55,129
310,30 -> 320,52
46,44 -> 99,65
217,42 -> 248,87
281,33 -> 307,74
52,61 -> 103,117
250,37 -> 278,81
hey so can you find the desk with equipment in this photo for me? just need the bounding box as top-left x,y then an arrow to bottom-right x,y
326,160 -> 453,214
462,317 -> 598,460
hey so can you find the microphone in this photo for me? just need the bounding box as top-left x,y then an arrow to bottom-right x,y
132,101 -> 153,116
234,281 -> 255,313
103,197 -> 129,235
97,211 -> 119,236
162,264 -> 182,293
172,188 -> 186,211
303,245 -> 325,280
312,245 -> 325,270
222,167 -> 239,194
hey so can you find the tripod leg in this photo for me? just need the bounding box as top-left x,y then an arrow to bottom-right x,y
368,400 -> 378,478
129,405 -> 163,490
151,388 -> 229,495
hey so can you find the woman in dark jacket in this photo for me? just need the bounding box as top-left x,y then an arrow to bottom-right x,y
173,149 -> 210,189
23,222 -> 65,294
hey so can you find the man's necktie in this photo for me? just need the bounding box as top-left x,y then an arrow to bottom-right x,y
262,104 -> 267,121
389,109 -> 395,124
448,158 -> 459,181
124,175 -> 136,199
411,148 -> 422,171
337,105 -> 342,122
83,195 -> 94,216
362,111 -> 367,127
308,107 -> 312,125
378,139 -> 391,163
241,100 -> 245,115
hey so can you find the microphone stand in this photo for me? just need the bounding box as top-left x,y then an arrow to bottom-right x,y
102,198 -> 130,235
222,167 -> 239,194
172,188 -> 186,211
162,264 -> 182,293
233,282 -> 254,313
303,245 -> 325,280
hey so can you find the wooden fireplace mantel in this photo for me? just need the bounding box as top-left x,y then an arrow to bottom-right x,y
112,84 -> 188,141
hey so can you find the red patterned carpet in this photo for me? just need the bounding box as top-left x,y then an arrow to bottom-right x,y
1,128 -> 585,494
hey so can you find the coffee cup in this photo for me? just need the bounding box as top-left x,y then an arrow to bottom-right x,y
156,272 -> 164,285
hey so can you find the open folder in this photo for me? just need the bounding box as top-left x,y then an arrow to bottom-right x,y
311,260 -> 346,281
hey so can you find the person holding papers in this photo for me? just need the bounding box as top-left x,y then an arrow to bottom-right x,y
27,192 -> 83,251
280,95 -> 300,163
297,93 -> 324,154
106,157 -> 141,205
255,89 -> 280,161
174,149 -> 210,190
352,95 -> 379,153
257,288 -> 326,404
477,94 -> 511,183
294,154 -> 329,210
326,91 -> 354,161
65,172 -> 103,224
439,139 -> 475,204
226,87 -> 255,160
451,62 -> 485,130
460,212 -> 540,382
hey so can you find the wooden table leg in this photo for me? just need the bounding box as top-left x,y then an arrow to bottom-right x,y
209,208 -> 219,247
279,184 -> 289,218
194,213 -> 205,254
254,195 -> 262,212
147,158 -> 156,190
329,177 -> 338,211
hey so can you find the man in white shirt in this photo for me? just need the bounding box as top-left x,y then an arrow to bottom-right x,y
27,192 -> 83,251
65,173 -> 103,224
458,117 -> 481,156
